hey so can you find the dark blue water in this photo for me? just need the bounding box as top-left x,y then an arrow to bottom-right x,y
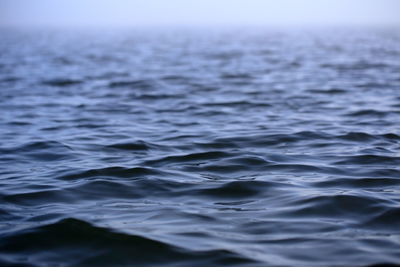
1,28 -> 400,266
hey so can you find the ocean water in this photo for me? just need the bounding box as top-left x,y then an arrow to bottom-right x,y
0,28 -> 400,266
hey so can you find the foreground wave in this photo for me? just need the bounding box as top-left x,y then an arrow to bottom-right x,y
0,218 -> 256,267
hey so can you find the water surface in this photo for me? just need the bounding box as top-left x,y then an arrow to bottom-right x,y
1,28 -> 400,266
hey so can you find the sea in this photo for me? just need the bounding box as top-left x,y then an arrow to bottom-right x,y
0,27 -> 400,266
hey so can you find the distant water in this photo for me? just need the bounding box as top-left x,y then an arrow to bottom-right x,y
1,28 -> 400,266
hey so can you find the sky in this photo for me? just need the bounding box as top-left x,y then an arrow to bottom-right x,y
1,0 -> 400,28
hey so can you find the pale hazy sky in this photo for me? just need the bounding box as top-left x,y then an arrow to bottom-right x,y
1,0 -> 400,28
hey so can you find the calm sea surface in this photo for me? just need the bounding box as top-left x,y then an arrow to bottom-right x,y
0,28 -> 400,266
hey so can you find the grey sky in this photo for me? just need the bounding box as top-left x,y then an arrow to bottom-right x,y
2,0 -> 400,28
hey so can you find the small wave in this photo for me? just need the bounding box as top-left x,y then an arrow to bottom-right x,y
308,88 -> 347,95
312,177 -> 400,189
287,194 -> 389,218
356,82 -> 390,89
363,208 -> 400,231
42,79 -> 82,87
212,131 -> 330,147
3,189 -> 73,206
334,155 -> 400,166
7,121 -> 33,126
346,110 -> 390,117
320,62 -> 390,71
380,133 -> 400,140
220,73 -> 254,80
14,141 -> 72,152
1,141 -> 74,161
105,141 -> 151,151
133,93 -> 181,100
337,132 -> 377,142
203,100 -> 271,108
188,180 -> 277,199
0,77 -> 19,84
58,166 -> 163,180
108,79 -> 155,89
161,75 -> 191,83
144,151 -> 233,167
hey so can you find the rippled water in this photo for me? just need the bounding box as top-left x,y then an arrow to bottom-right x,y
1,28 -> 400,266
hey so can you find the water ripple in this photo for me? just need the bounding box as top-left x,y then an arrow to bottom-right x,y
1,29 -> 399,266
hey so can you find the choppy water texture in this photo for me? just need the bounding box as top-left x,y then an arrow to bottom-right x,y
1,28 -> 400,266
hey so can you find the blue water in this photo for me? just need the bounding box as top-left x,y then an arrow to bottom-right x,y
1,28 -> 400,266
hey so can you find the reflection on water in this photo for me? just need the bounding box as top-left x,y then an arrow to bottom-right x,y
0,28 -> 400,266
